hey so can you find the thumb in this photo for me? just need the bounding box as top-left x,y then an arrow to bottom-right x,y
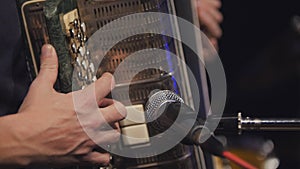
36,44 -> 58,87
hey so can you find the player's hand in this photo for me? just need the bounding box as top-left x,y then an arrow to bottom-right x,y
15,44 -> 126,167
197,0 -> 223,39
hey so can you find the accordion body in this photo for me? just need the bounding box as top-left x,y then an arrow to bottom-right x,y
18,0 -> 211,168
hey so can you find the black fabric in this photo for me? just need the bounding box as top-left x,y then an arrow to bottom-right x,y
0,0 -> 31,116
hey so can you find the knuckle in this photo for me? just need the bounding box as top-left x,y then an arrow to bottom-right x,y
101,154 -> 111,165
29,79 -> 39,89
114,101 -> 127,119
113,131 -> 121,140
40,62 -> 58,71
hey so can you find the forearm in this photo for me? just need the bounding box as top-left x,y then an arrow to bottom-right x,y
0,114 -> 31,168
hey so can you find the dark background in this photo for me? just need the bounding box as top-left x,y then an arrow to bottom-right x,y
219,0 -> 300,168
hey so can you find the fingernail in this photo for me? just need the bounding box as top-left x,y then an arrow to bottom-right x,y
42,44 -> 54,57
196,0 -> 201,7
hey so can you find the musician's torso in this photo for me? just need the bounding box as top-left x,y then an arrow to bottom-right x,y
0,0 -> 30,116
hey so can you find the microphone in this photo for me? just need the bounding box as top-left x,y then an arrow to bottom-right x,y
145,90 -> 224,156
145,90 -> 260,169
145,90 -> 300,138
146,90 -> 203,142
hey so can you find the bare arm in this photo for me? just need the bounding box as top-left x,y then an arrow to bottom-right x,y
0,45 -> 126,168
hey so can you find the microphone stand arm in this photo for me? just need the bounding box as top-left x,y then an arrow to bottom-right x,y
238,112 -> 300,133
208,112 -> 300,135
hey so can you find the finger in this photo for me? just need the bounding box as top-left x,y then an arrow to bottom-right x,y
209,37 -> 219,51
208,8 -> 223,23
93,129 -> 121,145
207,0 -> 222,9
106,122 -> 121,132
95,73 -> 115,102
71,140 -> 95,156
82,152 -> 110,166
197,0 -> 221,9
199,11 -> 223,38
35,44 -> 58,88
99,101 -> 127,124
112,122 -> 120,131
98,98 -> 114,107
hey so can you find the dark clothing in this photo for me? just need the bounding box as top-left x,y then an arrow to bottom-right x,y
0,0 -> 31,116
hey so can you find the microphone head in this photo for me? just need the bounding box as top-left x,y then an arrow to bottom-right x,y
145,90 -> 183,123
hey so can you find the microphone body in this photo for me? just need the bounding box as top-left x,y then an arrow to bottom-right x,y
145,90 -> 224,156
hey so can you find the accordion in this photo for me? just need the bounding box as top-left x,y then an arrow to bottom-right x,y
17,0 -> 211,168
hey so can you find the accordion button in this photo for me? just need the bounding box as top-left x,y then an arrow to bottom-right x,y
73,19 -> 79,28
86,50 -> 91,59
82,60 -> 89,70
77,33 -> 82,41
76,57 -> 82,66
82,36 -> 87,43
89,63 -> 95,73
78,71 -> 82,79
81,22 -> 86,33
71,43 -> 77,53
87,71 -> 93,81
92,76 -> 97,82
69,28 -> 76,38
78,46 -> 86,57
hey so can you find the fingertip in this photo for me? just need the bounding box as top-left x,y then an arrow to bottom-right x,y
98,154 -> 111,166
102,72 -> 115,88
36,44 -> 58,87
41,44 -> 55,58
196,0 -> 201,7
212,0 -> 222,9
102,154 -> 111,166
215,28 -> 223,38
40,44 -> 58,66
96,72 -> 115,91
94,73 -> 115,101
216,12 -> 224,23
83,152 -> 111,166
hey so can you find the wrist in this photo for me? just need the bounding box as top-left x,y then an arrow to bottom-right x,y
0,114 -> 32,167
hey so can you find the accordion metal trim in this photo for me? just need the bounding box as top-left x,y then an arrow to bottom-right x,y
20,0 -> 47,76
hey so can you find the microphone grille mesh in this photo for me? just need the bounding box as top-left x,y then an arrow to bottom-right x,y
145,90 -> 184,122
